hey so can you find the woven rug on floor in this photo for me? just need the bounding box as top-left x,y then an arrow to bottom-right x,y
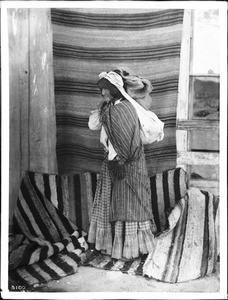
83,253 -> 148,277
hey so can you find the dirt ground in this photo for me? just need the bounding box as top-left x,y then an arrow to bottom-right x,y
29,264 -> 220,293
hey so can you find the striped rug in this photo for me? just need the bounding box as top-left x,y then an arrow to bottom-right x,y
51,8 -> 184,176
83,253 -> 148,277
9,171 -> 88,289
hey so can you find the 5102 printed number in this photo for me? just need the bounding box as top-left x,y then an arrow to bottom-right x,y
11,285 -> 26,291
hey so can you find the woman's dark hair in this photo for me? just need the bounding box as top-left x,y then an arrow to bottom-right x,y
97,77 -> 123,100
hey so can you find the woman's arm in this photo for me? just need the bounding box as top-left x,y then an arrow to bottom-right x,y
88,101 -> 110,130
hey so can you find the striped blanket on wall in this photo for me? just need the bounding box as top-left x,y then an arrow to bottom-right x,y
51,8 -> 184,176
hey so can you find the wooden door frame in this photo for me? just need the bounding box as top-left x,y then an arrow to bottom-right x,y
176,9 -> 220,193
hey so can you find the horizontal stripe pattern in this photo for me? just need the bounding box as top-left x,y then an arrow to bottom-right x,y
53,58 -> 181,82
53,43 -> 181,60
51,8 -> 184,175
51,9 -> 184,30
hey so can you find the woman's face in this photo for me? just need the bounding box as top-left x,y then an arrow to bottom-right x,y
100,88 -> 114,102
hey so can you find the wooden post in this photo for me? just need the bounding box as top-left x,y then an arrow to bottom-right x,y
176,9 -> 192,173
9,9 -> 27,223
8,8 -> 57,227
29,8 -> 57,173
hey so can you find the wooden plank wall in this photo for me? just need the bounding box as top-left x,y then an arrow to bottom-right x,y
177,10 -> 219,196
8,8 -> 57,226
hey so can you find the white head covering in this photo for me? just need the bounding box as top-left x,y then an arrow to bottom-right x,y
99,70 -> 153,110
99,71 -> 124,89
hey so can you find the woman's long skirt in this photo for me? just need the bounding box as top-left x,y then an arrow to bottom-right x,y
88,157 -> 157,260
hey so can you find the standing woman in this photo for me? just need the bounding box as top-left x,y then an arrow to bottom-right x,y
88,70 -> 157,260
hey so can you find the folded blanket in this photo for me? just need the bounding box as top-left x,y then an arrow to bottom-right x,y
143,187 -> 219,283
9,171 -> 88,271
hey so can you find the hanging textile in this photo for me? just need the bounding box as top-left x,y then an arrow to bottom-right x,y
51,8 -> 184,176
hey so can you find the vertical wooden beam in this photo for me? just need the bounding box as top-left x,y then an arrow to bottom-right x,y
8,9 -> 28,223
19,9 -> 29,176
177,9 -> 192,120
9,8 -> 57,226
28,9 -> 57,173
176,9 -> 192,173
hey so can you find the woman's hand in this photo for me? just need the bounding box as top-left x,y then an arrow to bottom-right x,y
100,101 -> 109,111
99,101 -> 111,122
108,160 -> 125,180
